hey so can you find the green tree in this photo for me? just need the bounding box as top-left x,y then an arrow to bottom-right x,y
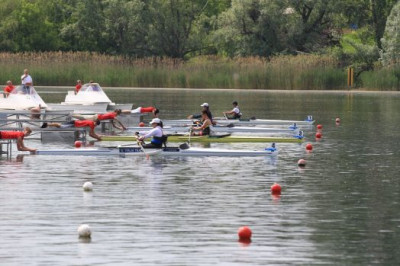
0,0 -> 61,51
146,0 -> 212,58
214,0 -> 288,57
60,0 -> 107,52
380,1 -> 400,66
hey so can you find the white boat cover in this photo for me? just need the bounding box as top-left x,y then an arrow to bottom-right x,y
62,83 -> 114,105
0,85 -> 47,110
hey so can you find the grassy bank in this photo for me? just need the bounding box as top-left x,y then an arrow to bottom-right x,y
0,52 -> 348,89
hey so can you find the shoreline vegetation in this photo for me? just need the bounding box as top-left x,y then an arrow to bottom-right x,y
1,52 -> 399,90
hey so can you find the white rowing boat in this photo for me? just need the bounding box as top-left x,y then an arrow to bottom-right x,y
128,125 -> 299,134
32,144 -> 278,157
163,116 -> 314,126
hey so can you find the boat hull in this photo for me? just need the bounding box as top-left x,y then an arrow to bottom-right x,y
163,118 -> 314,126
101,135 -> 303,143
33,146 -> 277,157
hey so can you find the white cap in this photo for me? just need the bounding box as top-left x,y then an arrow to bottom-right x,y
200,103 -> 209,107
149,118 -> 161,124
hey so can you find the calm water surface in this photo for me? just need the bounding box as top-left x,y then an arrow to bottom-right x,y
1,88 -> 400,265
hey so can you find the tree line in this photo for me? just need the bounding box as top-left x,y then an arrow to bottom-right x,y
0,0 -> 398,62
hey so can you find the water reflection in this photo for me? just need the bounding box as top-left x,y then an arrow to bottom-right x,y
1,90 -> 400,264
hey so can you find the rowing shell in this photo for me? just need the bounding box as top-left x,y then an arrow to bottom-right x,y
163,116 -> 315,126
102,134 -> 303,143
35,148 -> 161,156
33,146 -> 277,157
128,125 -> 299,134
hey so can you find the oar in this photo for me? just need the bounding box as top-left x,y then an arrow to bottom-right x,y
137,139 -> 150,160
187,127 -> 193,146
135,132 -> 150,159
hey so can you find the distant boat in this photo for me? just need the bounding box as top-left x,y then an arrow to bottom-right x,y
0,85 -> 47,110
62,83 -> 115,105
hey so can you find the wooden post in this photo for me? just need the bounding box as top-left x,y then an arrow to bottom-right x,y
347,67 -> 354,88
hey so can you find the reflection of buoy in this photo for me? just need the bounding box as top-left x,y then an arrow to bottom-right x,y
83,182 -> 93,192
139,122 -> 145,127
270,183 -> 282,195
306,143 -> 313,151
75,141 -> 82,148
238,226 -> 252,241
335,117 -> 340,123
315,132 -> 322,139
78,224 -> 91,238
298,159 -> 306,167
317,124 -> 322,129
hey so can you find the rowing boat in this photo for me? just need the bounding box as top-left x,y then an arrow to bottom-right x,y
163,116 -> 314,126
35,148 -> 161,156
128,125 -> 299,134
101,134 -> 303,143
32,145 -> 277,157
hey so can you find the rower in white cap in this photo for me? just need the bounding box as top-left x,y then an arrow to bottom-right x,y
136,118 -> 167,148
187,103 -> 214,124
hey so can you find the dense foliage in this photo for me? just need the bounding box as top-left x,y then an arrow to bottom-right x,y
0,0 -> 397,59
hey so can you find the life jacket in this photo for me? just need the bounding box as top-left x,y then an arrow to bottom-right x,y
151,135 -> 168,147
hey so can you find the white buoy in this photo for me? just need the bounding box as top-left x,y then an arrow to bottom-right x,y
78,224 -> 91,238
82,182 -> 93,191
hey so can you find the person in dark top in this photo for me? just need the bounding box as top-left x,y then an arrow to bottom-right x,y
191,110 -> 212,136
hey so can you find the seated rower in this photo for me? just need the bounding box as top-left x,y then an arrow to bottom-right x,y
72,109 -> 126,130
223,101 -> 242,119
191,110 -> 212,136
187,103 -> 213,121
41,120 -> 102,141
136,118 -> 166,148
0,127 -> 36,153
122,106 -> 159,118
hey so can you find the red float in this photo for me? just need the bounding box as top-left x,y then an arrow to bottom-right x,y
270,183 -> 282,195
139,122 -> 145,127
317,124 -> 322,129
74,141 -> 82,148
335,117 -> 340,123
238,226 -> 252,241
306,143 -> 313,151
315,132 -> 322,139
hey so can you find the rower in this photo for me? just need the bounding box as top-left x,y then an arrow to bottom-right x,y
41,120 -> 102,141
0,127 -> 36,153
191,110 -> 212,136
136,118 -> 167,148
122,106 -> 159,118
72,109 -> 127,130
223,101 -> 242,119
187,103 -> 215,125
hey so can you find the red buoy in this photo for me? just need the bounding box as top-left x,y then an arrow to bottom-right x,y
317,124 -> 322,129
297,159 -> 306,167
74,141 -> 82,148
270,183 -> 282,195
139,122 -> 145,127
335,117 -> 340,123
238,226 -> 252,241
306,143 -> 313,151
315,132 -> 322,139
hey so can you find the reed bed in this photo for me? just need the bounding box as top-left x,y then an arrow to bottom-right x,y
360,66 -> 400,91
0,52 -> 348,89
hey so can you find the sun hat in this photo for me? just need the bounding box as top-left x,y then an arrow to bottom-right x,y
150,118 -> 161,124
200,103 -> 209,107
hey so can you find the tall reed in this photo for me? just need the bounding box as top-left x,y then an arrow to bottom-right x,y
0,52 -> 347,89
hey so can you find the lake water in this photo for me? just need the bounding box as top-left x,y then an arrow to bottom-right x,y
1,88 -> 400,265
